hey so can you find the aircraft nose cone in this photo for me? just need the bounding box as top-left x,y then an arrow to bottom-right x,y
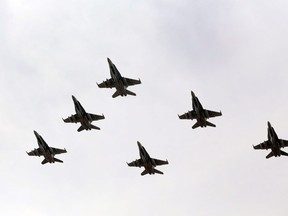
72,95 -> 77,102
191,91 -> 195,97
268,121 -> 271,127
107,57 -> 113,65
33,130 -> 39,136
137,141 -> 142,148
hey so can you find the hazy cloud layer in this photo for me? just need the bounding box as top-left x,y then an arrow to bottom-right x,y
1,1 -> 288,215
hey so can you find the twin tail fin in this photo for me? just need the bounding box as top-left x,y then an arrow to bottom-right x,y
141,168 -> 164,176
266,150 -> 288,159
77,124 -> 100,132
112,89 -> 136,98
41,158 -> 63,165
192,120 -> 216,129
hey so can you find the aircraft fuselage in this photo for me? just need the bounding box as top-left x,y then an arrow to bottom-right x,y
192,93 -> 209,127
138,142 -> 156,174
267,122 -> 282,157
108,58 -> 130,96
72,96 -> 94,130
34,131 -> 55,163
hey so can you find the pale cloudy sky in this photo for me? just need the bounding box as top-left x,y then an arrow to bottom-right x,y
1,0 -> 288,215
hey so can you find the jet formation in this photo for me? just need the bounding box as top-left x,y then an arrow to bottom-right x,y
28,57 -> 285,173
127,141 -> 169,175
178,91 -> 222,129
63,95 -> 105,132
97,58 -> 142,98
253,121 -> 288,159
27,131 -> 67,164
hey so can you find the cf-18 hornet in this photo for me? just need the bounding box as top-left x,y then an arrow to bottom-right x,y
97,58 -> 141,98
253,121 -> 288,159
127,141 -> 168,176
63,95 -> 105,132
178,91 -> 222,129
27,131 -> 67,164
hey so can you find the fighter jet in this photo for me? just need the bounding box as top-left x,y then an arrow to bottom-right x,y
63,95 -> 105,132
178,91 -> 222,129
27,131 -> 67,165
253,121 -> 288,159
127,141 -> 168,176
97,58 -> 141,98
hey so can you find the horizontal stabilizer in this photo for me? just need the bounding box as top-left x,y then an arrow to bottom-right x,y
153,168 -> 164,175
141,170 -> 149,176
77,126 -> 84,132
112,91 -> 120,98
206,121 -> 216,128
192,122 -> 200,129
126,89 -> 136,96
280,150 -> 288,156
266,151 -> 275,159
54,158 -> 63,163
41,159 -> 48,165
91,124 -> 100,130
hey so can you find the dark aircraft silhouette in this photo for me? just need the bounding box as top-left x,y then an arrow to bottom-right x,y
127,141 -> 168,176
178,91 -> 222,129
97,58 -> 141,98
253,121 -> 288,159
27,131 -> 67,164
63,95 -> 105,132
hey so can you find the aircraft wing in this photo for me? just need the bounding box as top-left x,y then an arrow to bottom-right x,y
205,109 -> 222,118
127,159 -> 144,167
97,78 -> 116,88
280,139 -> 288,147
124,77 -> 141,86
253,141 -> 272,150
178,111 -> 197,120
27,148 -> 43,156
88,113 -> 105,121
51,147 -> 67,155
63,114 -> 81,123
153,158 -> 169,166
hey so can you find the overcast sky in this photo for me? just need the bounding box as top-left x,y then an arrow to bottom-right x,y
1,0 -> 288,215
